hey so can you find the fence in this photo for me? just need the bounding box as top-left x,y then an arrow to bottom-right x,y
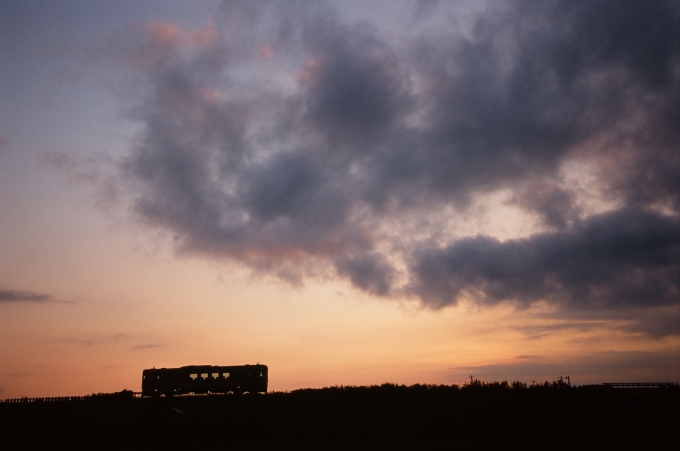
3,396 -> 87,403
602,383 -> 678,389
2,393 -> 143,403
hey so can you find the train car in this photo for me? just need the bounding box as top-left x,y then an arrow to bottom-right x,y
141,364 -> 268,397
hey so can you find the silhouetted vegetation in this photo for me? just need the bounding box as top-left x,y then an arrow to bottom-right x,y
2,381 -> 677,449
88,389 -> 136,400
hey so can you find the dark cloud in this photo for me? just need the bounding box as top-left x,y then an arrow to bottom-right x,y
546,305 -> 680,339
99,0 -> 679,331
409,208 -> 680,309
400,0 -> 680,212
509,179 -> 580,230
514,355 -> 544,360
242,153 -> 347,226
335,253 -> 397,297
620,313 -> 680,339
300,18 -> 411,147
514,322 -> 602,340
447,349 -> 680,384
410,0 -> 442,25
0,288 -> 51,303
132,344 -> 161,350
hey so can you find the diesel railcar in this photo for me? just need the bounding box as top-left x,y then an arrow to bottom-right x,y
141,364 -> 268,397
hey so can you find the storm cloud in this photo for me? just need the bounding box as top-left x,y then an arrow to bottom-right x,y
409,208 -> 680,309
105,0 -> 679,329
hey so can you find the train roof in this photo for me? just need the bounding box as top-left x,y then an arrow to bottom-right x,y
143,364 -> 266,371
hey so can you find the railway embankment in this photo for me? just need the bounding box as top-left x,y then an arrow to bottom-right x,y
2,382 -> 677,448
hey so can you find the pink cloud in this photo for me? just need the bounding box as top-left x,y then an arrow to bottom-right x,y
294,57 -> 322,84
258,44 -> 274,60
145,20 -> 179,46
145,20 -> 217,50
185,21 -> 217,49
98,20 -> 219,71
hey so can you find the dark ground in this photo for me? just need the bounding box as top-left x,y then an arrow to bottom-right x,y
1,384 -> 678,450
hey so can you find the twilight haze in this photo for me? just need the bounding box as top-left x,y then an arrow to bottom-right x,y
1,0 -> 678,398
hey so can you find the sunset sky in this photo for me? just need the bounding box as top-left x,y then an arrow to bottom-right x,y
1,0 -> 679,399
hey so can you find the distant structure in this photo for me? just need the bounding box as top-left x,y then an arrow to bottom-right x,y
142,364 -> 268,397
602,383 -> 678,389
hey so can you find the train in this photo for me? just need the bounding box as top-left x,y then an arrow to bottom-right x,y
141,364 -> 268,397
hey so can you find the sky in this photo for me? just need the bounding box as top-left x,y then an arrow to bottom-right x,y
1,0 -> 679,398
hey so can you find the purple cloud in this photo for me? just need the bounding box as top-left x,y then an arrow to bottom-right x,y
89,0 -> 680,336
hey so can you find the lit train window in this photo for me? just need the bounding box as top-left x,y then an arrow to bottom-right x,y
201,373 -> 208,379
223,372 -> 229,378
212,373 -> 219,379
190,374 -> 198,380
